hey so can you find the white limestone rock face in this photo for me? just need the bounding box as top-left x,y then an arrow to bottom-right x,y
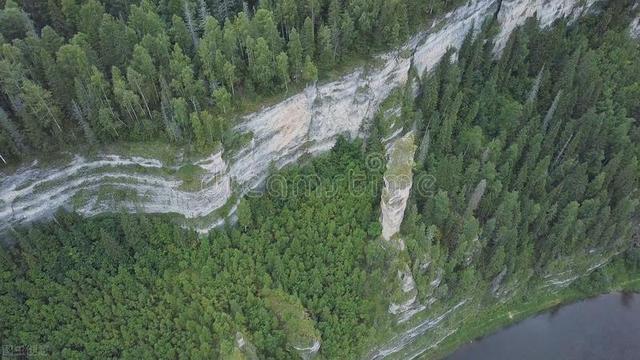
380,132 -> 417,242
412,0 -> 498,76
0,0 -> 599,236
379,133 -> 426,323
540,247 -> 626,289
231,88 -> 315,189
293,340 -> 321,360
630,16 -> 640,39
389,266 -> 419,315
494,0 -> 597,51
0,1 -> 491,235
234,332 -> 259,360
0,153 -> 231,234
369,300 -> 468,360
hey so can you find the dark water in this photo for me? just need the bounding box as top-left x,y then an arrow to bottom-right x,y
448,293 -> 640,360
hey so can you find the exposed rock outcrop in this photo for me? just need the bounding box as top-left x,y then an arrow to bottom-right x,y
541,248 -> 617,289
369,300 -> 468,360
466,179 -> 487,214
494,0 -> 597,51
0,0 -> 502,235
389,265 -> 420,315
490,268 -> 509,296
293,340 -> 321,360
0,0 -> 599,237
380,132 -> 424,323
371,1 -> 601,354
380,132 -> 417,243
631,16 -> 640,39
262,289 -> 321,360
230,332 -> 258,360
0,0 -> 612,359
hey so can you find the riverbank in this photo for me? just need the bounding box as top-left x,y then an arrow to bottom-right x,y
429,269 -> 640,359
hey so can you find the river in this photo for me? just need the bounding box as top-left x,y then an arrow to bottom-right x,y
447,293 -> 640,360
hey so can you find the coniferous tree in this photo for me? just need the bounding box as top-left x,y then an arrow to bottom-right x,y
301,55 -> 317,84
275,52 -> 290,91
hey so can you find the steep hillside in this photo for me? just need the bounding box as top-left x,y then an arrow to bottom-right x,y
1,1 -> 640,359
1,0 -> 598,234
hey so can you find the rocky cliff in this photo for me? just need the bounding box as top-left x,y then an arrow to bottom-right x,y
381,132 -> 417,244
0,0 -> 494,234
631,15 -> 640,39
0,0 -> 596,239
0,0 -> 606,358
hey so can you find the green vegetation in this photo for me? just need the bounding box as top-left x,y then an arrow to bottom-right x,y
432,259 -> 640,359
176,163 -> 207,190
0,139 -> 392,359
386,132 -> 416,180
262,289 -> 321,351
102,140 -> 185,165
401,2 -> 640,307
1,1 -> 640,359
0,0 -> 467,164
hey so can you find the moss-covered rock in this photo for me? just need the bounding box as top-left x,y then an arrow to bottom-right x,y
262,289 -> 321,359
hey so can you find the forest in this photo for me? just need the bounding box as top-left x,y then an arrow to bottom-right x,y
1,139 -> 389,358
0,0 -> 465,163
398,1 -> 640,302
2,0 -> 640,359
